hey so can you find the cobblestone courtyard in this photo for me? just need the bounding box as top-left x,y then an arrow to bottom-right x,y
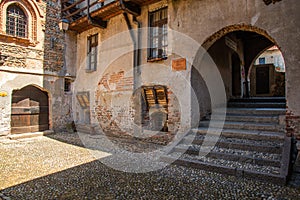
0,132 -> 299,199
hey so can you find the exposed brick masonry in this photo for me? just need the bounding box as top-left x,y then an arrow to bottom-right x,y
286,109 -> 300,139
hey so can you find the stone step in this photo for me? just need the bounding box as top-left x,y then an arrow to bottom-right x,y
7,130 -> 54,140
75,124 -> 97,134
163,136 -> 291,184
161,153 -> 286,184
192,127 -> 285,142
199,120 -> 284,132
209,114 -> 279,123
229,97 -> 286,103
218,108 -> 286,116
173,144 -> 281,167
181,134 -> 283,154
227,102 -> 286,108
161,98 -> 290,184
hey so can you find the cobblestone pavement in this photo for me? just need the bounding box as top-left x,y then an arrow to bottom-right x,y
0,132 -> 299,199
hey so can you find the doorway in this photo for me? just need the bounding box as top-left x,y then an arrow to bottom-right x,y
232,52 -> 241,97
11,85 -> 49,134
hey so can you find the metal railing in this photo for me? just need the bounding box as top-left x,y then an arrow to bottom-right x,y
61,0 -> 114,22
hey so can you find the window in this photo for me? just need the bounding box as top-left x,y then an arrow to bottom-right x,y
6,4 -> 27,38
76,92 -> 90,109
64,78 -> 71,92
143,86 -> 168,110
259,57 -> 265,65
142,86 -> 168,132
87,34 -> 98,71
148,7 -> 168,61
76,92 -> 90,124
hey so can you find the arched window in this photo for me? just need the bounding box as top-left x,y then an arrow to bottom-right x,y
6,4 -> 27,38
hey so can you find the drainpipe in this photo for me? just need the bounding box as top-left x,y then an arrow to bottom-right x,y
120,0 -> 142,133
133,16 -> 141,89
120,0 -> 141,90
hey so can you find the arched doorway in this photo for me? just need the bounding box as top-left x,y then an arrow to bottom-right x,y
202,25 -> 286,99
11,85 -> 49,134
249,46 -> 286,97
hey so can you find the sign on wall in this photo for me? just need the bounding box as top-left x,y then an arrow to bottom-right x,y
172,58 -> 186,71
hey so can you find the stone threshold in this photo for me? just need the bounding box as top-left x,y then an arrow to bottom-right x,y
6,130 -> 54,140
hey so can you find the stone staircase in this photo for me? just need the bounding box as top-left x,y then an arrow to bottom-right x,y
161,97 -> 292,184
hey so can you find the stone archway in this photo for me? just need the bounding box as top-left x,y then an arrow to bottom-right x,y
201,24 -> 285,99
11,85 -> 49,134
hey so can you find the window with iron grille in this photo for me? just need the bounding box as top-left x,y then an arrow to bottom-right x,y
148,7 -> 168,61
87,34 -> 98,72
6,4 -> 27,38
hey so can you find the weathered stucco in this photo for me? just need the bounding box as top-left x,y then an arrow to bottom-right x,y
67,0 -> 300,143
1,0 -> 299,143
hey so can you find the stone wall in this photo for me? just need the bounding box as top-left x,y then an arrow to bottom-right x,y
0,0 -> 73,135
0,44 -> 44,68
43,0 -> 64,72
43,0 -> 73,131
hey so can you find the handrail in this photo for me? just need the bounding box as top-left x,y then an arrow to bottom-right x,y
61,0 -> 141,26
63,0 -> 99,20
61,0 -> 85,12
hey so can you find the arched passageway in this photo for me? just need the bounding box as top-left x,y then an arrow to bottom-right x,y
202,25 -> 286,100
249,46 -> 285,97
11,85 -> 49,134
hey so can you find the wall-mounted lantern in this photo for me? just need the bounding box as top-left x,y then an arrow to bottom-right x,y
59,19 -> 70,31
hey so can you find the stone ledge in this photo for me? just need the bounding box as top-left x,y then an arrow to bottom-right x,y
7,130 -> 54,140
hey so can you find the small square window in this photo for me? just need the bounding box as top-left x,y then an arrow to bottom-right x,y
259,57 -> 265,65
64,78 -> 71,92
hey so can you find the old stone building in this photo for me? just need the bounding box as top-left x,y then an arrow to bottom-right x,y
1,0 -> 300,183
0,0 -> 73,135
60,0 -> 300,182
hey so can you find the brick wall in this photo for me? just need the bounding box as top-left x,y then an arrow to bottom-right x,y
286,109 -> 300,139
95,70 -> 134,136
167,89 -> 181,136
95,72 -> 181,145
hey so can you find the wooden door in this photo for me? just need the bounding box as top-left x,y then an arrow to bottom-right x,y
11,85 -> 49,134
256,66 -> 270,94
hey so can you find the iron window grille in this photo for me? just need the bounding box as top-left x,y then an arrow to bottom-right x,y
148,7 -> 168,61
6,4 -> 27,38
87,34 -> 98,72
